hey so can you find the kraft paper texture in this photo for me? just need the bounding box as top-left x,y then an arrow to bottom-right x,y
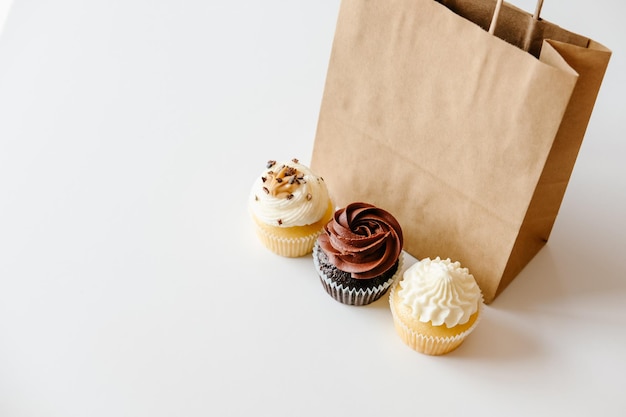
311,0 -> 611,303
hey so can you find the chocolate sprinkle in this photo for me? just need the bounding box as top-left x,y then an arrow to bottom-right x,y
260,159 -> 306,199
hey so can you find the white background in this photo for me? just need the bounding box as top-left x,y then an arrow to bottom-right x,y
1,1 -> 625,416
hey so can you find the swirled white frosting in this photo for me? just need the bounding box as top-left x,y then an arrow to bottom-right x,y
249,159 -> 330,227
398,257 -> 482,328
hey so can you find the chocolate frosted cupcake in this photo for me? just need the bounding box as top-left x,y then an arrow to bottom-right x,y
249,158 -> 334,257
313,202 -> 404,306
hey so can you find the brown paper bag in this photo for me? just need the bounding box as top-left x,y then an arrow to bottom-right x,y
311,0 -> 611,303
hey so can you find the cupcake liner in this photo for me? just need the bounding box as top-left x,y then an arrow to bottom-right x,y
254,222 -> 323,257
389,278 -> 484,355
313,243 -> 404,306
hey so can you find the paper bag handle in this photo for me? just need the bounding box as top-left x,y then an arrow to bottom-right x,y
489,0 -> 544,51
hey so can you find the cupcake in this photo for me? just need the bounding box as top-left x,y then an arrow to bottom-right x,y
249,158 -> 334,257
389,257 -> 484,355
313,202 -> 404,306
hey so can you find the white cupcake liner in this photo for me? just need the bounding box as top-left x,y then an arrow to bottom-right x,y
313,243 -> 404,306
388,278 -> 484,355
254,223 -> 324,258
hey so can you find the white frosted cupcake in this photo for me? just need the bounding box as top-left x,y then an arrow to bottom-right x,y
249,158 -> 333,257
389,257 -> 484,355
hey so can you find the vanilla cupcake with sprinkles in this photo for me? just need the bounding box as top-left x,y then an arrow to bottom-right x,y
249,158 -> 334,257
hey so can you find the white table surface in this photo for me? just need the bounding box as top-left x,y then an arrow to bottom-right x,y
1,1 -> 625,416
0,1 -> 14,36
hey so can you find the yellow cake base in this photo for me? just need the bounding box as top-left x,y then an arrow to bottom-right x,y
389,278 -> 482,355
252,201 -> 334,257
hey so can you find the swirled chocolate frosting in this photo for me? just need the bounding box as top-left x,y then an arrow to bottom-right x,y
318,202 -> 403,279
